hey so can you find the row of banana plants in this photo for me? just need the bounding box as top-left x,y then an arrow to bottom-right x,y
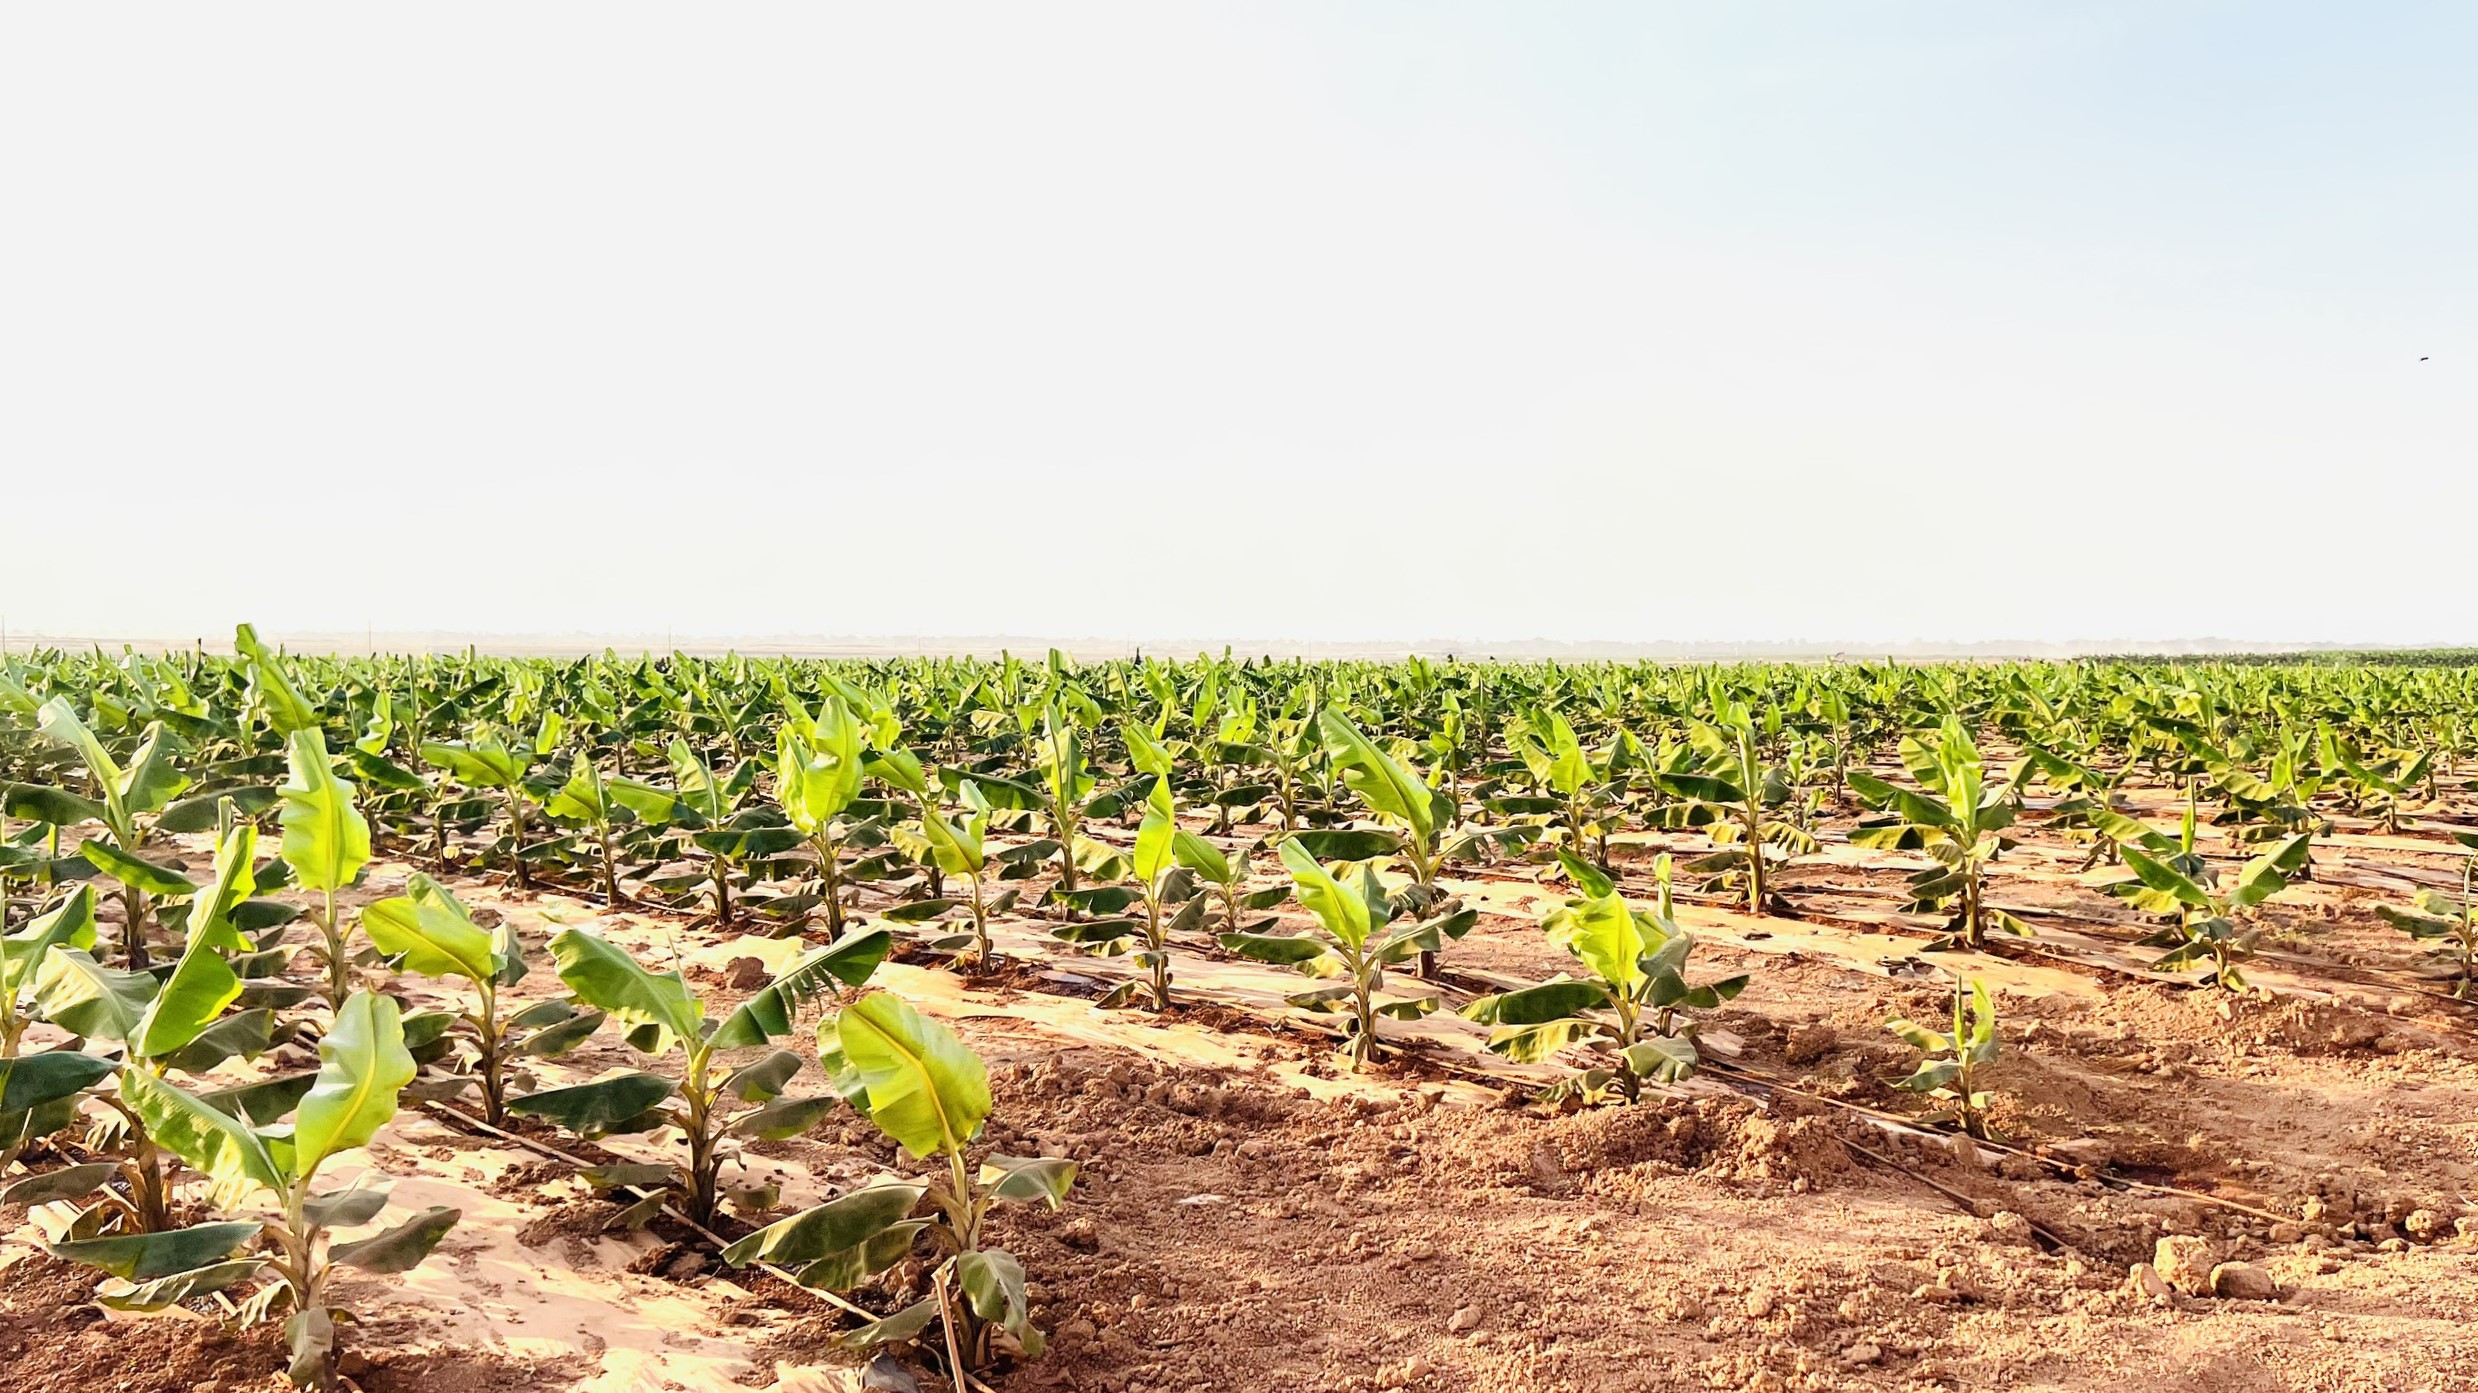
10,632 -> 2456,1012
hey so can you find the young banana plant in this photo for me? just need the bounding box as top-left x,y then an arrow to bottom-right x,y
2110,833 -> 2312,992
1050,781 -> 1204,1010
362,874 -> 602,1125
1171,822 -> 1287,937
778,696 -> 869,935
513,925 -> 889,1224
419,730 -> 544,888
1887,976 -> 2000,1140
1317,709 -> 1452,904
1848,721 -> 2028,951
45,991 -> 460,1388
1462,853 -> 1748,1101
29,697 -> 191,968
1032,701 -> 1099,909
22,822 -> 297,1232
1510,708 -> 1621,867
2376,838 -> 2478,998
727,992 -> 1072,1377
275,729 -> 373,1012
917,781 -> 1017,967
543,751 -> 681,904
1220,838 -> 1466,1070
1654,711 -> 1815,917
668,737 -> 791,927
2317,726 -> 2427,834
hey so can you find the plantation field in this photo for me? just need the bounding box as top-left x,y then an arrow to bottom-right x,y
2,639 -> 2476,1392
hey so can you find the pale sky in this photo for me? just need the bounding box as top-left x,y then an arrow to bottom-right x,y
4,4 -> 2471,648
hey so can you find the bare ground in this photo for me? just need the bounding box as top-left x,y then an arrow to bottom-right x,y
7,796 -> 2478,1393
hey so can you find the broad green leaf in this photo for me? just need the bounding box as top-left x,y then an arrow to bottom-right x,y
957,1247 -> 1037,1347
1285,828 -> 1404,862
2117,844 -> 2212,910
32,949 -> 155,1044
1459,978 -> 1610,1027
507,1071 -> 676,1134
235,623 -> 322,734
732,1094 -> 838,1140
0,782 -> 105,828
1131,781 -> 1176,883
1318,710 -> 1437,843
981,1154 -> 1078,1206
548,928 -> 704,1049
303,1185 -> 392,1230
1550,888 -> 1646,994
132,929 -> 245,1062
725,1048 -> 803,1103
1277,838 -> 1378,949
719,1180 -> 927,1267
178,822 -> 259,952
200,1071 -> 320,1125
328,1206 -> 460,1273
0,1050 -> 113,1113
2231,834 -> 2312,908
0,1160 -> 118,1206
1217,931 -> 1332,966
839,1295 -> 940,1350
829,992 -> 990,1160
3,886 -> 97,994
362,874 -> 496,983
277,728 -> 371,893
75,838 -> 198,898
97,1257 -> 266,1311
122,1067 -> 286,1203
291,991 -> 416,1177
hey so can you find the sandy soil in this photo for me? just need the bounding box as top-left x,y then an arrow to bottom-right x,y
6,785 -> 2478,1393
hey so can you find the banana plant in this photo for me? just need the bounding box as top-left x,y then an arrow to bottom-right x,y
2111,833 -> 2312,991
917,780 -> 1011,966
542,751 -> 681,904
1887,976 -> 2000,1139
2318,726 -> 2427,833
0,889 -> 118,1160
363,873 -> 602,1125
23,822 -> 294,1232
778,696 -> 869,936
1172,822 -> 1287,937
2376,839 -> 2478,998
1050,781 -> 1203,1010
1220,838 -> 1467,1069
2,885 -> 102,1058
1461,853 -> 1748,1101
1317,709 -> 1452,902
30,697 -> 191,968
666,737 -> 791,926
1848,721 -> 2028,951
1510,708 -> 1623,867
1031,701 -> 1099,908
866,741 -> 949,898
47,991 -> 460,1388
727,992 -> 1072,1376
514,924 -> 889,1224
1654,710 -> 1816,916
275,729 -> 372,1011
420,730 -> 544,888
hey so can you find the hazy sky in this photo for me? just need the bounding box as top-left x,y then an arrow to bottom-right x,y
5,4 -> 2471,647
